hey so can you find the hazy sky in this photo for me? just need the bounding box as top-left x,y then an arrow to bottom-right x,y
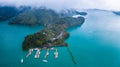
0,0 -> 120,11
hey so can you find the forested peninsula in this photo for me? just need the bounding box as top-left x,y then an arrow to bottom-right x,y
8,8 -> 86,50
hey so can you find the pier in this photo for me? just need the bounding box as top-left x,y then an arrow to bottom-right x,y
25,47 -> 59,63
34,48 -> 41,58
26,49 -> 33,58
44,49 -> 49,59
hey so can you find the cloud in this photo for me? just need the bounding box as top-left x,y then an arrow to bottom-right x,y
0,0 -> 120,11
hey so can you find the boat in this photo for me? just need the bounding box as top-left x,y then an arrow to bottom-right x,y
50,48 -> 55,50
34,54 -> 39,58
21,59 -> 23,63
54,52 -> 58,59
46,52 -> 49,55
26,49 -> 33,58
34,48 -> 41,58
46,49 -> 49,55
42,60 -> 48,63
54,49 -> 58,59
38,52 -> 41,54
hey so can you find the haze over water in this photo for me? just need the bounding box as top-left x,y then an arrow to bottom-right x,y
1,10 -> 120,67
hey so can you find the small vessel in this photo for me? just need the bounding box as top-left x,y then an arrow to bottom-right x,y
50,48 -> 54,50
46,49 -> 49,55
38,52 -> 41,54
46,52 -> 49,55
34,48 -> 41,58
44,49 -> 49,59
54,52 -> 58,59
21,59 -> 23,63
42,60 -> 48,63
34,55 -> 39,58
26,49 -> 33,58
34,55 -> 37,58
54,49 -> 58,59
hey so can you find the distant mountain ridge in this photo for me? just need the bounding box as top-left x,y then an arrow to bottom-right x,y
0,6 -> 18,21
8,7 -> 85,28
0,6 -> 31,21
113,11 -> 120,15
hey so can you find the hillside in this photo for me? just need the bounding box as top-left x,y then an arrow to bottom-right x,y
7,8 -> 86,50
0,6 -> 19,21
9,8 -> 85,28
22,24 -> 69,50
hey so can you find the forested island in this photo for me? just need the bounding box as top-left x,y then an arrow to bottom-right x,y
7,8 -> 85,50
22,24 -> 70,50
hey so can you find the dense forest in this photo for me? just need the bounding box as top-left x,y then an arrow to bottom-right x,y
0,7 -> 86,50
22,24 -> 69,50
9,8 -> 85,27
0,6 -> 19,21
17,8 -> 86,50
0,6 -> 31,21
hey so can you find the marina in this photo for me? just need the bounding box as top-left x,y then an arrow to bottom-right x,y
23,47 -> 59,63
26,49 -> 33,58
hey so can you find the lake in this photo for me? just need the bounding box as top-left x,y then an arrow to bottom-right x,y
0,10 -> 120,67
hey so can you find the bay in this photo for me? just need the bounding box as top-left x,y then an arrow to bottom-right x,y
0,10 -> 120,67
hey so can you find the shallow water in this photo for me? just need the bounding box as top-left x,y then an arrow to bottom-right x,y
1,10 -> 120,67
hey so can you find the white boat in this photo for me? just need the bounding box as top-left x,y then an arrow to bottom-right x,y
38,52 -> 41,54
50,48 -> 55,50
21,59 -> 23,63
54,49 -> 58,59
34,48 -> 38,50
26,49 -> 33,58
31,49 -> 33,51
42,60 -> 48,63
55,55 -> 58,58
44,51 -> 49,59
46,52 -> 49,55
46,49 -> 49,55
34,55 -> 39,58
54,52 -> 58,59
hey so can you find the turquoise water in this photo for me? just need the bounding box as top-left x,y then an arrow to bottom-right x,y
1,10 -> 120,67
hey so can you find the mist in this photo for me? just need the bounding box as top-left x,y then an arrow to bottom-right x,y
0,0 -> 120,11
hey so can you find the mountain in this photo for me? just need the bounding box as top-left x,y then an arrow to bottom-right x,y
60,9 -> 87,17
0,6 -> 31,21
0,6 -> 19,21
9,8 -> 85,28
113,11 -> 120,15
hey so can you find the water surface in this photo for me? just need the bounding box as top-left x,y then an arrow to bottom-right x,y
0,10 -> 120,67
